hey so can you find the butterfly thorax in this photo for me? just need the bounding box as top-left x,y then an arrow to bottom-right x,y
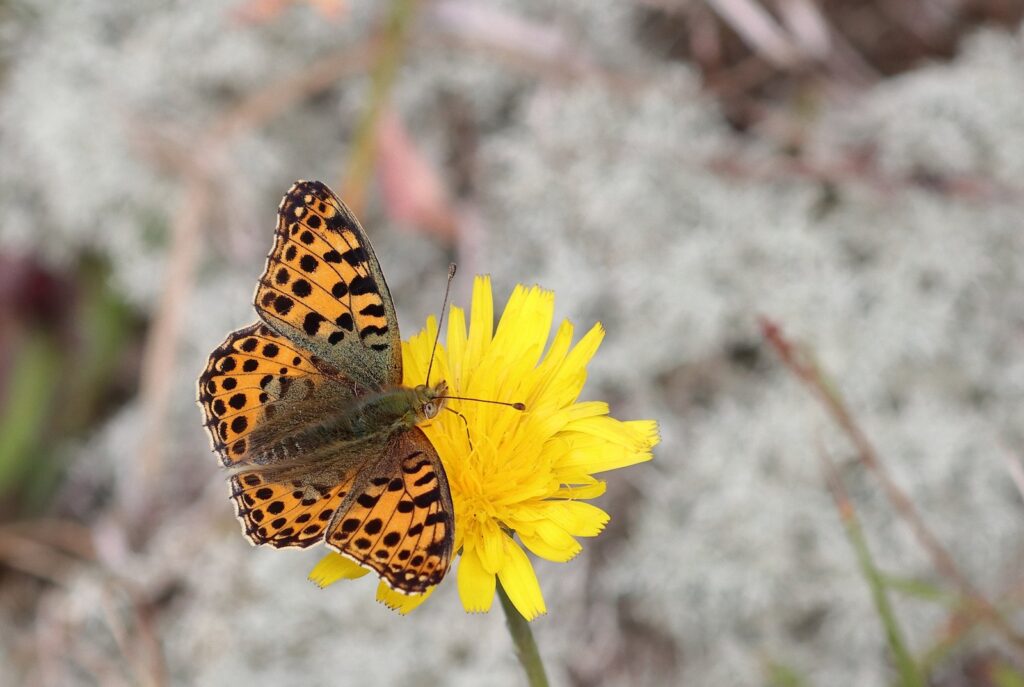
331,382 -> 445,441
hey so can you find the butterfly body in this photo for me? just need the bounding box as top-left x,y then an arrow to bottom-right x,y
240,382 -> 448,483
335,382 -> 448,439
199,181 -> 454,594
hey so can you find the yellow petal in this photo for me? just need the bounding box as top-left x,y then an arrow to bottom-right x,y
308,553 -> 371,588
549,322 -> 605,406
402,315 -> 437,386
493,286 -> 554,371
497,537 -> 546,621
446,304 -> 468,388
517,521 -> 581,562
557,417 -> 658,473
476,519 -> 506,574
626,419 -> 662,449
377,581 -> 435,614
465,276 -> 493,372
457,547 -> 496,613
527,500 -> 609,537
522,320 -> 575,405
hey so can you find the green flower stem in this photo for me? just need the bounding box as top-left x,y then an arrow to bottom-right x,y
497,580 -> 550,687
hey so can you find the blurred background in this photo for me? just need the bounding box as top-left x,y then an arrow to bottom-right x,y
2,1 -> 1024,685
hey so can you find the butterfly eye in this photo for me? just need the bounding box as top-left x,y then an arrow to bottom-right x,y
424,402 -> 436,417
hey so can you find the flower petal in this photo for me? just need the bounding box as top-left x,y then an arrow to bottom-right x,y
526,500 -> 609,537
557,417 -> 658,473
402,315 -> 437,387
465,276 -> 493,373
517,521 -> 581,562
492,285 -> 554,378
497,537 -> 546,621
377,581 -> 436,614
446,304 -> 468,389
457,547 -> 496,613
308,553 -> 371,588
476,518 -> 506,574
549,322 -> 605,406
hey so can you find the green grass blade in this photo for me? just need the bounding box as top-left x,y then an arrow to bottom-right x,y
0,332 -> 61,492
842,514 -> 925,687
822,455 -> 926,687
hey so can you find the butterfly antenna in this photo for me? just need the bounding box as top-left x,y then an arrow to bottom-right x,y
442,396 -> 526,411
425,263 -> 456,387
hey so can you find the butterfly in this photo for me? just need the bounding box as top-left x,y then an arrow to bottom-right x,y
198,180 -> 453,594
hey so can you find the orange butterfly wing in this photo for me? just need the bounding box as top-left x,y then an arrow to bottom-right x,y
253,180 -> 401,389
198,322 -> 325,465
198,322 -> 356,548
230,471 -> 353,549
325,428 -> 454,594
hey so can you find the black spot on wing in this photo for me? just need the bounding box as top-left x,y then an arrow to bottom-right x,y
340,247 -> 367,266
348,275 -> 377,296
413,489 -> 440,507
291,279 -> 312,297
273,295 -> 294,316
359,325 -> 389,340
303,312 -> 325,336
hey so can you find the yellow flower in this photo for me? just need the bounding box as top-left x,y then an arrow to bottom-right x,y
310,276 -> 659,619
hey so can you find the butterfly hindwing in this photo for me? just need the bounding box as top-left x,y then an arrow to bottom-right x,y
254,180 -> 402,389
231,472 -> 354,548
325,427 -> 454,594
198,322 -> 326,466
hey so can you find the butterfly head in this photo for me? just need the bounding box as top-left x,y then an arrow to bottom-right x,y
412,381 -> 448,421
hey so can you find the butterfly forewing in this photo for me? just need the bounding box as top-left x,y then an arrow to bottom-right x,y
325,428 -> 454,594
254,180 -> 402,389
198,322 -> 327,465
